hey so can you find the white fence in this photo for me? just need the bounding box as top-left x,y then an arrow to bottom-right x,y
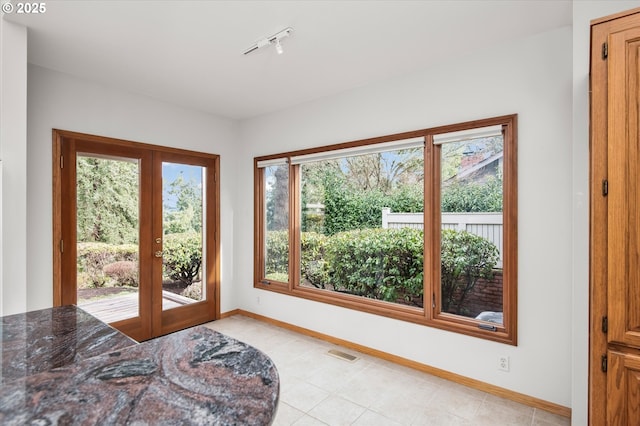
381,208 -> 503,267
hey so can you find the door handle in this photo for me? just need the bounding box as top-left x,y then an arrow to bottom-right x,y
154,251 -> 163,258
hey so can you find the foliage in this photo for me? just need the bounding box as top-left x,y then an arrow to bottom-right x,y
181,282 -> 202,300
265,230 -> 289,277
386,184 -> 424,213
77,242 -> 138,287
103,261 -> 138,287
323,176 -> 388,235
440,229 -> 499,314
300,232 -> 328,287
324,228 -> 424,304
441,175 -> 503,213
301,150 -> 424,235
265,228 -> 499,312
76,157 -> 139,244
164,173 -> 203,234
265,272 -> 289,282
265,231 -> 327,286
163,232 -> 202,285
322,183 -> 424,235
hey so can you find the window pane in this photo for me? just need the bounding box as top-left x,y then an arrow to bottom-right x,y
440,134 -> 503,324
162,162 -> 205,308
76,154 -> 140,323
265,164 -> 289,282
299,147 -> 424,307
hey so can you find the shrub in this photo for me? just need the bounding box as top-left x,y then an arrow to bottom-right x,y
441,176 -> 502,213
264,227 -> 499,312
265,230 -> 289,276
323,185 -> 388,235
322,177 -> 423,236
103,261 -> 138,287
300,232 -> 328,287
77,242 -> 138,287
440,229 -> 499,314
265,272 -> 289,282
163,232 -> 202,285
265,231 -> 328,286
181,282 -> 202,300
324,228 -> 424,304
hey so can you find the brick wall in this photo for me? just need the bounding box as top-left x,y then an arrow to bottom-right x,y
447,270 -> 503,318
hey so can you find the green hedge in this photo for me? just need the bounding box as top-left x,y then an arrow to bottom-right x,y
265,230 -> 289,277
440,229 -> 499,314
163,232 -> 202,285
322,184 -> 424,236
77,234 -> 203,288
265,228 -> 499,310
301,232 -> 328,287
325,228 -> 424,304
77,242 -> 138,287
265,231 -> 328,285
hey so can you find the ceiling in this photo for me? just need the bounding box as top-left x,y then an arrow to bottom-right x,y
5,1 -> 572,120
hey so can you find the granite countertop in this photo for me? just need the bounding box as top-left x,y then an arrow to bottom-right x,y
0,306 -> 279,425
1,305 -> 137,384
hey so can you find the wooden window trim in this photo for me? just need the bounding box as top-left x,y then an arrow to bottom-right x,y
254,115 -> 517,345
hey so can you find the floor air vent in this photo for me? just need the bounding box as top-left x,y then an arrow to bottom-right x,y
328,349 -> 358,362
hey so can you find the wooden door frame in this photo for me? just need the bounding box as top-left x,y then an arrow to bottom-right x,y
589,7 -> 640,424
52,129 -> 221,340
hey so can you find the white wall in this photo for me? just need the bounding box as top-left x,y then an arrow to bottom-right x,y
571,1 -> 640,424
239,27 -> 573,407
0,19 -> 28,316
26,65 -> 240,312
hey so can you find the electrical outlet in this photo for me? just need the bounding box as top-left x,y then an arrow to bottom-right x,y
498,356 -> 510,372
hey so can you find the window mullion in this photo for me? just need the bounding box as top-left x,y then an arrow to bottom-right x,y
424,134 -> 439,321
290,162 -> 300,291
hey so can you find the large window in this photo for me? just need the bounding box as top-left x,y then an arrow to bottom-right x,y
254,115 -> 517,344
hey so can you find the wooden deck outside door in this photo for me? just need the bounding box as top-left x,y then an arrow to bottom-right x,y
53,130 -> 220,341
591,8 -> 640,425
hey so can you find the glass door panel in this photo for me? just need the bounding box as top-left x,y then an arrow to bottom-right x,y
75,154 -> 141,323
55,130 -> 218,341
161,162 -> 205,311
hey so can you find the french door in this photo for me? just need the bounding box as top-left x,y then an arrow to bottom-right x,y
53,130 -> 220,341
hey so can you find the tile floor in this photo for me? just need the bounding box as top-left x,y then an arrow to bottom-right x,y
204,315 -> 570,426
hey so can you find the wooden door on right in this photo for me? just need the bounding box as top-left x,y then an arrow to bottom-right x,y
591,8 -> 640,425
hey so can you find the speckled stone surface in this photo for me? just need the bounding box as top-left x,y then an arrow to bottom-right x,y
0,308 -> 279,425
1,305 -> 137,384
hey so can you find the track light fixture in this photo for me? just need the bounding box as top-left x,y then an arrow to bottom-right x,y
243,27 -> 293,56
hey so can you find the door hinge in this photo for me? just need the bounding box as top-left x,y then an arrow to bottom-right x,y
432,293 -> 436,308
60,240 -> 64,253
602,179 -> 608,196
60,156 -> 64,169
602,42 -> 608,60
602,316 -> 608,333
601,354 -> 608,372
